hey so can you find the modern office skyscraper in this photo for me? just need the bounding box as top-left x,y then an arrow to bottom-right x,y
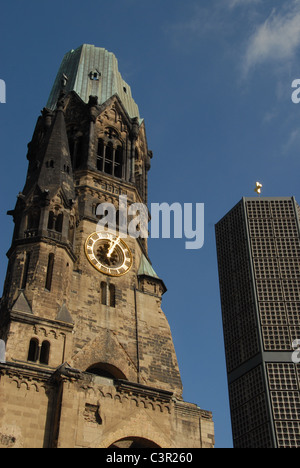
216,197 -> 300,448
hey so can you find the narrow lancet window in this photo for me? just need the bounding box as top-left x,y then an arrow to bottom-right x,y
114,146 -> 123,178
55,213 -> 63,233
48,211 -> 55,230
101,282 -> 107,305
45,253 -> 55,291
27,338 -> 39,362
109,284 -> 116,308
40,341 -> 50,365
105,142 -> 113,175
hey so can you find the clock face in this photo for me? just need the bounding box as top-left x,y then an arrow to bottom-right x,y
85,231 -> 133,277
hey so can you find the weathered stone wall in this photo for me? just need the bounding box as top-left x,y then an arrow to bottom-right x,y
0,365 -> 54,448
0,92 -> 214,449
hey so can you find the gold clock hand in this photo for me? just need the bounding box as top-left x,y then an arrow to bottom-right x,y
107,237 -> 120,258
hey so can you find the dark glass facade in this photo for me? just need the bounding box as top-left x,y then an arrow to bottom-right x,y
216,197 -> 300,448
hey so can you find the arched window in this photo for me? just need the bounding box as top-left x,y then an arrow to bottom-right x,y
27,338 -> 39,362
48,212 -> 63,233
47,211 -> 55,230
55,213 -> 63,233
45,253 -> 55,291
46,160 -> 54,168
96,136 -> 124,179
27,208 -> 40,234
100,282 -> 116,307
110,437 -> 160,449
89,70 -> 100,81
116,209 -> 120,228
114,146 -> 123,179
109,284 -> 116,308
101,282 -> 107,305
86,363 -> 127,380
105,142 -> 113,175
40,341 -> 50,365
27,339 -> 50,365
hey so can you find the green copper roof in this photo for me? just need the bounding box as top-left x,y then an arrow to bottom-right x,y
138,254 -> 160,279
47,44 -> 140,119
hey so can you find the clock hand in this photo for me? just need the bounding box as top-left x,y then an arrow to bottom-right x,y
107,237 -> 120,258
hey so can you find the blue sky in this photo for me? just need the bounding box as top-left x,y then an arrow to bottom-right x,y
1,0 -> 300,449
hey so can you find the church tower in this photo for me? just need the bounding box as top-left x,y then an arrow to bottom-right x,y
0,45 -> 214,449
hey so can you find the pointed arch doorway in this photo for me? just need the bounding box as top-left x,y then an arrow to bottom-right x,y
109,437 -> 160,448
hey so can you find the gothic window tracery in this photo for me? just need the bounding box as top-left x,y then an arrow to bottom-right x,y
105,142 -> 113,174
96,128 -> 124,179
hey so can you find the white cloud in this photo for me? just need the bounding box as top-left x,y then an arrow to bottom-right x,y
227,0 -> 261,9
282,127 -> 300,155
262,108 -> 278,125
243,1 -> 300,76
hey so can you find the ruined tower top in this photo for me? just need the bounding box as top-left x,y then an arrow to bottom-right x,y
47,44 -> 140,119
